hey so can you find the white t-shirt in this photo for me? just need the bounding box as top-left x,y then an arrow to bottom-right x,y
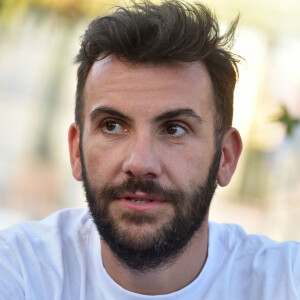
0,208 -> 299,300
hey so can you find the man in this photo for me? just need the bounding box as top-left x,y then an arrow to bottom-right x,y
0,1 -> 299,299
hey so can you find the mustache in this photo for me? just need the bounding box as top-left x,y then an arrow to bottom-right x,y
98,178 -> 184,203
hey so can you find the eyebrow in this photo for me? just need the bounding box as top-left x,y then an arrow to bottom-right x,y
89,106 -> 203,124
89,106 -> 133,122
154,108 -> 203,124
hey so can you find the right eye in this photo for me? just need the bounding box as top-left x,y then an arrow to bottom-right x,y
100,120 -> 125,134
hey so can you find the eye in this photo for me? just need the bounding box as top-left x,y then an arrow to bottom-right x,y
164,124 -> 188,137
100,120 -> 126,134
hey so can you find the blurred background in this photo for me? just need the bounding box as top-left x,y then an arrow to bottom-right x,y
0,0 -> 299,241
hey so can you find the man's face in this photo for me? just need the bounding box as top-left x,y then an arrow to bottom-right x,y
77,56 -> 221,271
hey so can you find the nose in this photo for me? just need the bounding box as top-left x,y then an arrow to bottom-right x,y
122,133 -> 162,179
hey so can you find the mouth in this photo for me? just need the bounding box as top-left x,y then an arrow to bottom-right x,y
117,192 -> 166,211
124,197 -> 154,204
121,192 -> 164,202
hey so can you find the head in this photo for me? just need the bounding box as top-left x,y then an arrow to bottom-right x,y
75,0 -> 241,143
69,0 -> 242,272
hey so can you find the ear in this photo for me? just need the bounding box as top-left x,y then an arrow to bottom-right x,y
68,122 -> 82,181
217,127 -> 242,187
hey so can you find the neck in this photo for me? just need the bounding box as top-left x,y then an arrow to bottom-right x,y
100,220 -> 209,295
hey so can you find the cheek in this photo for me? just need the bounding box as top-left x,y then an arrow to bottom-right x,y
83,140 -> 124,183
162,144 -> 213,187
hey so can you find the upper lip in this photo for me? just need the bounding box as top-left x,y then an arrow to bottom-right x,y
120,192 -> 165,202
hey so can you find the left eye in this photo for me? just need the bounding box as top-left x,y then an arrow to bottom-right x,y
165,124 -> 187,137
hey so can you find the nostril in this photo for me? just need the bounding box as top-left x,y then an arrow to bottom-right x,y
125,169 -> 158,180
126,170 -> 135,177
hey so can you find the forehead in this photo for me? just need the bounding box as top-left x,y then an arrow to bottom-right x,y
83,56 -> 215,121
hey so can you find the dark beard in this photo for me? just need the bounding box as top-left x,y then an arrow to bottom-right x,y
80,142 -> 221,272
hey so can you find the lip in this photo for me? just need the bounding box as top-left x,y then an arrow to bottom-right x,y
117,192 -> 167,212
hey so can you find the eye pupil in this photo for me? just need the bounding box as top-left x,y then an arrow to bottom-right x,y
106,122 -> 116,131
166,126 -> 177,135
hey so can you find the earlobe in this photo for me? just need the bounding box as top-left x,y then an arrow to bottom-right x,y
217,128 -> 242,187
68,123 -> 82,181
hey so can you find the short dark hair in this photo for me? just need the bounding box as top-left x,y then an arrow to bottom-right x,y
75,0 -> 241,141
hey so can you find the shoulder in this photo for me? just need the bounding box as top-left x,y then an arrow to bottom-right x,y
0,207 -> 94,264
0,207 -> 92,244
209,221 -> 300,256
208,221 -> 300,298
0,207 -> 94,298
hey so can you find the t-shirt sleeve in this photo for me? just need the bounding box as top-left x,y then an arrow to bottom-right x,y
0,241 -> 24,299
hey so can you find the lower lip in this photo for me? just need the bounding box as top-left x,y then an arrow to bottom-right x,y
118,198 -> 166,212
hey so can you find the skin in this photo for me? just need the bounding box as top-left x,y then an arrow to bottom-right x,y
69,55 -> 242,295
